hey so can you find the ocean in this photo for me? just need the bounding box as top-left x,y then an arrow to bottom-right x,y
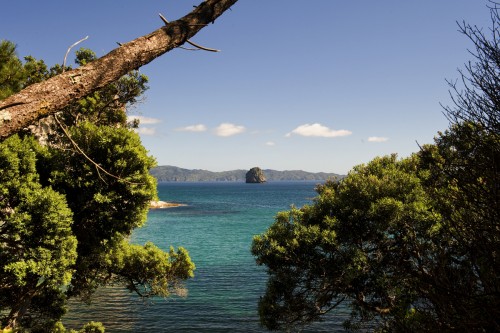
64,181 -> 349,332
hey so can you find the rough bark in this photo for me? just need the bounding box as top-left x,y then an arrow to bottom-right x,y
0,0 -> 238,139
5,285 -> 37,330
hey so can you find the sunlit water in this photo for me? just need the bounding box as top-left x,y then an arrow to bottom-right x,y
64,182 -> 349,332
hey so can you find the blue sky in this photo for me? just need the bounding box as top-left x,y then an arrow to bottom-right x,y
0,1 -> 493,173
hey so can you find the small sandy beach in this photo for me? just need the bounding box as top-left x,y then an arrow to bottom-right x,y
149,200 -> 186,209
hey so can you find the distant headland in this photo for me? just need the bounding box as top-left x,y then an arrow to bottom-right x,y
150,165 -> 343,182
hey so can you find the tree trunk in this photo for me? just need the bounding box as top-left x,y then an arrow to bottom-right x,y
4,286 -> 37,330
0,0 -> 238,140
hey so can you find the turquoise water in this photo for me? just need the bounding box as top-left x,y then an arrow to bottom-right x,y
64,182 -> 348,332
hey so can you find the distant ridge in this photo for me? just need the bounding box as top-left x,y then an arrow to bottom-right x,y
150,165 -> 343,182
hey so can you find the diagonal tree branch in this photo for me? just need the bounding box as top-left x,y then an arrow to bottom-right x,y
0,0 -> 238,139
159,13 -> 220,52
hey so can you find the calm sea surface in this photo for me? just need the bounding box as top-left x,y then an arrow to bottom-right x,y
64,182 -> 349,332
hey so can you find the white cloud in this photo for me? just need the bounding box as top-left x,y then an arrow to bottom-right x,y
176,124 -> 207,132
134,127 -> 156,135
367,136 -> 389,142
286,123 -> 352,138
265,141 -> 276,146
128,115 -> 162,125
214,123 -> 246,137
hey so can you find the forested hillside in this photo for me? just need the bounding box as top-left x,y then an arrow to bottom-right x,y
150,165 -> 342,182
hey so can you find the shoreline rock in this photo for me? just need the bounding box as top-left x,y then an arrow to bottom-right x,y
149,200 -> 185,209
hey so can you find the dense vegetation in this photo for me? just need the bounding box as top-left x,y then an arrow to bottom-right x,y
0,42 -> 194,332
150,165 -> 342,182
252,4 -> 500,332
2,2 -> 499,332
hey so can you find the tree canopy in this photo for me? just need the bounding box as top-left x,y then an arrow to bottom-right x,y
0,41 -> 195,332
252,3 -> 500,332
0,2 -> 239,330
253,155 -> 441,331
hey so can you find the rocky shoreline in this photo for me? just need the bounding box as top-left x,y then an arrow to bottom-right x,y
149,200 -> 186,209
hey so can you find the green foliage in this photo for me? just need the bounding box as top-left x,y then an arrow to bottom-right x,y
50,122 -> 157,239
107,241 -> 195,298
417,121 -> 500,330
253,5 -> 500,332
0,40 -> 60,100
0,40 -> 25,99
44,121 -> 163,300
77,321 -> 105,333
22,56 -> 51,87
0,135 -> 77,331
253,151 -> 498,331
253,155 -> 442,331
416,5 -> 500,328
0,42 -> 194,332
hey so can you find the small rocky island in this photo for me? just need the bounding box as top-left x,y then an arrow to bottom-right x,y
246,167 -> 267,183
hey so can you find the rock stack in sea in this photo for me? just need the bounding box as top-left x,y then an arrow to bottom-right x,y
245,167 -> 267,183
